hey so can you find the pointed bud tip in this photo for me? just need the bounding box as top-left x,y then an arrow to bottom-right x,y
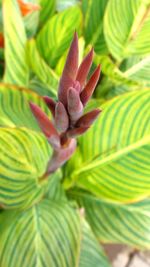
29,101 -> 36,110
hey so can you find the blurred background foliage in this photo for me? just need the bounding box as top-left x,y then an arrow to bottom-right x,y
0,0 -> 149,100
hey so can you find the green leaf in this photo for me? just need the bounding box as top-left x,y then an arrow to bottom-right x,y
95,55 -> 144,90
79,220 -> 111,267
29,76 -> 58,98
122,55 -> 150,87
0,199 -> 111,267
46,169 -> 67,201
0,84 -> 51,130
39,0 -> 56,27
0,127 -> 51,209
27,39 -> 59,97
70,190 -> 150,249
3,0 -> 29,86
23,8 -> 39,38
82,0 -> 108,55
64,90 -> 150,203
104,0 -> 150,61
37,6 -> 82,67
56,0 -> 79,11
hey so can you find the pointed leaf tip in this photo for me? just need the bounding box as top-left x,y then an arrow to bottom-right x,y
62,31 -> 78,80
67,126 -> 89,138
80,65 -> 101,106
76,109 -> 102,128
58,32 -> 79,106
76,47 -> 94,88
43,96 -> 56,118
29,102 -> 60,148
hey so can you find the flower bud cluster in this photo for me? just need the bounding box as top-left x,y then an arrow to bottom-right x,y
30,33 -> 101,175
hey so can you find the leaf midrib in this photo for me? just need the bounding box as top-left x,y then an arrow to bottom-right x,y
72,135 -> 150,177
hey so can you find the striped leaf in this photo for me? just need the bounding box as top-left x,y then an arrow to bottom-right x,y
0,199 -> 111,267
104,0 -> 150,61
46,169 -> 67,201
3,0 -> 29,86
82,0 -> 108,54
64,90 -> 150,203
79,220 -> 111,267
29,76 -> 58,98
37,6 -> 82,67
94,55 -> 145,90
123,56 -> 150,87
23,8 -> 39,38
70,190 -> 150,249
0,127 -> 51,209
27,39 -> 59,97
39,0 -> 56,27
0,84 -> 51,130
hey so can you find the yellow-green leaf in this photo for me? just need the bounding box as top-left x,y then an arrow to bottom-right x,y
0,127 -> 51,209
65,90 -> 150,203
37,6 -> 82,67
3,0 -> 29,86
104,0 -> 150,60
0,199 -> 111,267
70,190 -> 150,249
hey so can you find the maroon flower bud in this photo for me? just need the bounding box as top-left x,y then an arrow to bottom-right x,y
76,109 -> 101,128
67,87 -> 83,124
55,102 -> 69,133
67,127 -> 89,138
43,96 -> 56,118
73,80 -> 81,93
58,32 -> 79,106
80,65 -> 101,106
29,33 -> 102,177
29,102 -> 60,149
76,48 -> 94,88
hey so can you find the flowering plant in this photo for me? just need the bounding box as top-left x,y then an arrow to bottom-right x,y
0,1 -> 150,266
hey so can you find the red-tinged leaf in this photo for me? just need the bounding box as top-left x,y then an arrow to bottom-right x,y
58,32 -> 79,106
55,102 -> 69,133
67,126 -> 89,138
58,73 -> 74,106
76,48 -> 94,88
80,65 -> 101,106
0,33 -> 4,48
18,0 -> 40,17
76,109 -> 101,128
29,102 -> 60,148
43,96 -> 56,118
46,139 -> 77,174
67,87 -> 83,123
